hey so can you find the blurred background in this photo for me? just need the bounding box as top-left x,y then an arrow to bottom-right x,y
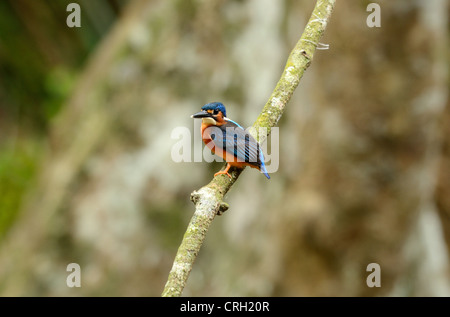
0,0 -> 449,296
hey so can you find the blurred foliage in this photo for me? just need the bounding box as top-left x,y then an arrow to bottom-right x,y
0,0 -> 128,132
0,0 -> 128,238
43,67 -> 78,120
0,140 -> 40,238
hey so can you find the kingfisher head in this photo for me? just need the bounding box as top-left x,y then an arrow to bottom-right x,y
191,102 -> 227,126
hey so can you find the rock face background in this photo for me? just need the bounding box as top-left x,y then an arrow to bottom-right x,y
0,0 -> 448,296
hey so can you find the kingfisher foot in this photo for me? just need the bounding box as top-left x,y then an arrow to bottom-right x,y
215,163 -> 232,179
214,170 -> 232,179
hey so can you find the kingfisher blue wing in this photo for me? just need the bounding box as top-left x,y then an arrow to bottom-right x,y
219,121 -> 259,163
205,119 -> 270,179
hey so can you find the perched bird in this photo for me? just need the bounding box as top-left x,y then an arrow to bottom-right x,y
191,102 -> 270,179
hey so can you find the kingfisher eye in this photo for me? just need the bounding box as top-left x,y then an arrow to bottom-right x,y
213,109 -> 219,115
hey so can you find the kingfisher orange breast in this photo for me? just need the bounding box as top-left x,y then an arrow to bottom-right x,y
201,120 -> 225,159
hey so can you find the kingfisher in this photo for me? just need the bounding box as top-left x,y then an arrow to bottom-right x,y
191,102 -> 270,179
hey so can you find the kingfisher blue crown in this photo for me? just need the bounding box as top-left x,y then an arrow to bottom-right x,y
201,102 -> 227,117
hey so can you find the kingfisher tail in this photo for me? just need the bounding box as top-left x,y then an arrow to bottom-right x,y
259,152 -> 270,179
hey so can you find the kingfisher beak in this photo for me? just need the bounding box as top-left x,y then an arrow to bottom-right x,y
191,110 -> 212,118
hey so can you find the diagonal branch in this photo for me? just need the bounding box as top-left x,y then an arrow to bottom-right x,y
162,0 -> 336,297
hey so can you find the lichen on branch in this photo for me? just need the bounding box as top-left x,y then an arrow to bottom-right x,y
162,0 -> 336,297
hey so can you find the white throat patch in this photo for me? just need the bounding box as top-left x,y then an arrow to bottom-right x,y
202,117 -> 217,125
